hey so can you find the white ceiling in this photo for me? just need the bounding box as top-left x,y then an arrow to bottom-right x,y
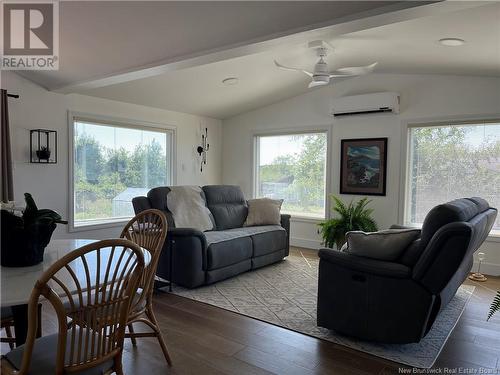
19,1 -> 400,90
77,2 -> 500,119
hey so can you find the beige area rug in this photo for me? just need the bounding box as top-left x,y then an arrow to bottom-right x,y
172,255 -> 474,368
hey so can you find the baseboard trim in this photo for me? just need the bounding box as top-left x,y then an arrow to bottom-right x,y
472,261 -> 500,277
290,237 -> 322,250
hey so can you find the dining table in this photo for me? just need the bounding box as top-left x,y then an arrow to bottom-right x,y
1,238 -> 150,347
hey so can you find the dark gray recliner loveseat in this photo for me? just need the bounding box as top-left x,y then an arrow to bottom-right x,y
133,185 -> 291,288
317,197 -> 497,344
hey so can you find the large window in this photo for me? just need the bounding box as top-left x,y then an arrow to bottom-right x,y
71,116 -> 173,228
255,132 -> 327,219
406,121 -> 500,232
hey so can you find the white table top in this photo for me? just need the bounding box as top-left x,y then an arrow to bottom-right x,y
1,239 -> 149,307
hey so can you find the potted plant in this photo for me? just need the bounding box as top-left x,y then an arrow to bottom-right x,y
1,193 -> 67,267
36,146 -> 51,160
488,291 -> 499,321
319,195 -> 378,250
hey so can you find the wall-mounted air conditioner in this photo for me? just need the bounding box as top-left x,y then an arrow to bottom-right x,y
331,92 -> 400,117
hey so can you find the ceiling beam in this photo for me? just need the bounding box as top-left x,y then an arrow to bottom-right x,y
53,0 -> 487,94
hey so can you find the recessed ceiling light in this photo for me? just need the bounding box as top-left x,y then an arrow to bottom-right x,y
439,38 -> 465,47
222,77 -> 239,86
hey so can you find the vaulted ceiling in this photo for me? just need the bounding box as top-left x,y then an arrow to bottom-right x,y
15,1 -> 500,119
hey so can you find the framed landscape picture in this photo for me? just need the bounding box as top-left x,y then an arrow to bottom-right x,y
340,138 -> 387,196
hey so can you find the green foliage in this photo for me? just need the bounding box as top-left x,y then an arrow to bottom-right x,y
259,134 -> 326,215
488,291 -> 500,321
410,125 -> 500,229
74,133 -> 167,220
294,135 -> 327,209
260,155 -> 296,183
22,193 -> 67,226
318,196 -> 378,249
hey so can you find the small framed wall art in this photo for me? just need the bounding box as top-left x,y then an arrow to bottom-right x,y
340,137 -> 387,196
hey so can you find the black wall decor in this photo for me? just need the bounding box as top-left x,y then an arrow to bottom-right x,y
197,127 -> 210,172
30,129 -> 57,164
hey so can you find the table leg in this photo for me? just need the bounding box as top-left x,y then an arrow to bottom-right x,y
11,303 -> 42,347
169,239 -> 174,292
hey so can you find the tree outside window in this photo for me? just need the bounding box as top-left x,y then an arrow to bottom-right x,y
73,120 -> 172,227
407,122 -> 500,231
256,132 -> 327,218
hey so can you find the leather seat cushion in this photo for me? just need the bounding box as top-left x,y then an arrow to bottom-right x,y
206,237 -> 252,270
5,327 -> 114,375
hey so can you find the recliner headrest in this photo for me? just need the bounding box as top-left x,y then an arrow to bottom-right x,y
420,197 -> 490,248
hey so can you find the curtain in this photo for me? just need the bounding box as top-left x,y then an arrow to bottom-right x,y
1,89 -> 14,202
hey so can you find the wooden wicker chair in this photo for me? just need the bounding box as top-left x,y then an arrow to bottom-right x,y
0,239 -> 145,375
120,209 -> 172,366
1,308 -> 15,350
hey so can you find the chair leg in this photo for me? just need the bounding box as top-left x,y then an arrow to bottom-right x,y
128,323 -> 137,346
4,325 -> 14,350
145,306 -> 172,366
113,355 -> 124,375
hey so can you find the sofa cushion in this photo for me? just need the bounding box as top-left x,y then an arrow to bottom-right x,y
204,225 -> 285,269
251,229 -> 287,257
206,237 -> 252,270
398,238 -> 424,266
343,229 -> 421,261
204,225 -> 284,245
166,186 -> 214,231
147,186 -> 175,227
202,185 -> 248,230
244,198 -> 283,226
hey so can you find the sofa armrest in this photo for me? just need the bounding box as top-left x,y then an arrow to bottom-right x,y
280,214 -> 291,252
132,196 -> 152,214
318,248 -> 411,279
168,227 -> 207,244
156,227 -> 208,288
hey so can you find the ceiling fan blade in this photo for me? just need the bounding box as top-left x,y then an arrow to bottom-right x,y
329,62 -> 378,78
274,60 -> 313,77
308,80 -> 329,89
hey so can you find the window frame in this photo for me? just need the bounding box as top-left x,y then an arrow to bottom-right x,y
400,115 -> 500,240
252,127 -> 331,221
68,111 -> 176,232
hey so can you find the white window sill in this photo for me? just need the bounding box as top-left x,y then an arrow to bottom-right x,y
69,218 -> 131,233
289,215 -> 325,223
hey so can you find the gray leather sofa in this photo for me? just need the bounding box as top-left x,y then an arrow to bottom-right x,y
133,185 -> 291,288
317,197 -> 497,344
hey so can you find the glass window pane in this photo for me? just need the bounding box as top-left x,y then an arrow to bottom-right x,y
407,122 -> 500,231
73,120 -> 171,227
256,132 -> 327,218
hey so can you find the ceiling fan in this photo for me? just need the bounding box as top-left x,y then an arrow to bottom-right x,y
274,41 -> 377,89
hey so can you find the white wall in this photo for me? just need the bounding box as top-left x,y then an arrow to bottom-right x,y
2,71 -> 222,239
222,73 -> 500,275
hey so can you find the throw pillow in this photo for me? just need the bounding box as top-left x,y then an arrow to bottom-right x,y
166,186 -> 214,232
244,198 -> 283,227
343,228 -> 421,261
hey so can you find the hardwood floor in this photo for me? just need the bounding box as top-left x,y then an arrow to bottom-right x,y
2,247 -> 499,374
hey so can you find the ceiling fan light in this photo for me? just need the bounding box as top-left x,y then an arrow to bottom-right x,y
308,80 -> 329,89
439,38 -> 465,47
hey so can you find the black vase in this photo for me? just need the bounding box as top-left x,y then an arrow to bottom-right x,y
36,149 -> 51,160
1,210 -> 56,267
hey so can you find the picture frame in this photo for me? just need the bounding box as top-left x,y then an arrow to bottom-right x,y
340,137 -> 387,196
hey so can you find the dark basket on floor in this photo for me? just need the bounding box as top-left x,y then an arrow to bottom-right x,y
1,210 -> 56,267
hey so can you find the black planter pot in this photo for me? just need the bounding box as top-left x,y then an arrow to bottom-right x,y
36,149 -> 51,160
1,210 -> 56,267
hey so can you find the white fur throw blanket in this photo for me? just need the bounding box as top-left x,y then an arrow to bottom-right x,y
166,186 -> 214,232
